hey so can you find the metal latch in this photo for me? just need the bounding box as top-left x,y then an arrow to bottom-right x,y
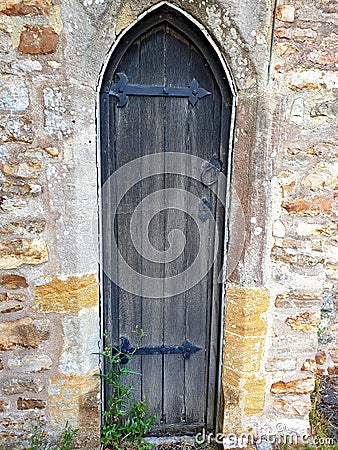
201,154 -> 221,186
198,198 -> 212,222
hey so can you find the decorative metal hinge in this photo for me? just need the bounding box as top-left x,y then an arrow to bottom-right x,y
109,72 -> 211,107
114,337 -> 202,364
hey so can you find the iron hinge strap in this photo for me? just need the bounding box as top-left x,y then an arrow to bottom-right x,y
109,72 -> 211,107
115,337 -> 202,364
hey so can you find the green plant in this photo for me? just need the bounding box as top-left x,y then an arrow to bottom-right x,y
26,421 -> 78,450
0,421 -> 78,450
306,377 -> 337,450
274,377 -> 338,450
98,328 -> 155,450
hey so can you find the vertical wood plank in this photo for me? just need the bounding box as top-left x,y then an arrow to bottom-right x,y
162,27 -> 190,426
183,42 -> 216,425
139,26 -> 166,423
114,39 -> 143,401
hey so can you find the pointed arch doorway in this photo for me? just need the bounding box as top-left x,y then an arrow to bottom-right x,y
99,4 -> 234,435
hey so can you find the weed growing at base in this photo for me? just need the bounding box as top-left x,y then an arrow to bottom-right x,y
98,328 -> 155,450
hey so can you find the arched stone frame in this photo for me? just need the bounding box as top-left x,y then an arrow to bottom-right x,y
96,0 -> 273,436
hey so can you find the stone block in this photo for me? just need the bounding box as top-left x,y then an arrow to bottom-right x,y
270,377 -> 315,394
224,332 -> 264,372
329,349 -> 338,363
287,70 -> 338,91
0,78 -> 29,111
266,357 -> 296,371
0,197 -> 27,214
296,223 -> 331,237
275,27 -> 317,41
271,245 -> 323,267
303,163 -> 338,191
2,161 -> 42,179
0,304 -> 24,313
243,375 -> 266,416
276,5 -> 295,22
116,2 -> 136,35
0,293 -> 26,302
17,397 -> 46,410
0,181 -> 42,196
272,220 -> 286,238
315,350 -> 326,365
33,273 -> 98,313
0,377 -> 43,395
60,306 -> 99,374
0,0 -> 51,15
0,274 -> 28,289
310,99 -> 338,118
222,367 -> 241,389
40,147 -> 59,157
309,143 -> 337,157
273,397 -> 311,415
223,385 -> 240,406
7,354 -> 53,372
0,220 -> 46,235
326,265 -> 338,279
285,312 -> 320,332
12,59 -> 43,72
277,43 -> 298,56
0,238 -> 48,269
225,286 -> 269,336
0,115 -> 34,143
79,388 -> 100,428
328,366 -> 338,375
301,359 -> 316,372
282,196 -> 333,216
49,373 -> 99,428
18,26 -> 59,55
0,400 -> 9,412
0,317 -> 49,350
275,292 -> 322,308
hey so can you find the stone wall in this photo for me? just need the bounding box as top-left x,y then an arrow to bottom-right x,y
266,0 -> 337,438
0,0 -> 336,447
223,0 -> 337,442
0,0 -> 100,446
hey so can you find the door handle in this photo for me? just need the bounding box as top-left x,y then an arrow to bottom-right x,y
201,154 -> 221,186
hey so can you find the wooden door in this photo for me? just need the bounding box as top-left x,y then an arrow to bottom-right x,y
100,7 -> 232,435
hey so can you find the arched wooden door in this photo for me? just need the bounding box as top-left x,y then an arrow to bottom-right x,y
100,6 -> 233,435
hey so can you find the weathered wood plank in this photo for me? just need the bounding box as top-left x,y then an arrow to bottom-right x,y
162,27 -> 190,426
114,38 -> 143,401
138,27 -> 166,423
184,42 -> 215,425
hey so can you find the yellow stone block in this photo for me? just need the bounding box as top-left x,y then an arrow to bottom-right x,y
225,286 -> 269,336
243,375 -> 266,416
33,273 -> 98,313
222,367 -> 241,389
116,3 -> 136,35
48,372 -> 99,428
224,332 -> 264,372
